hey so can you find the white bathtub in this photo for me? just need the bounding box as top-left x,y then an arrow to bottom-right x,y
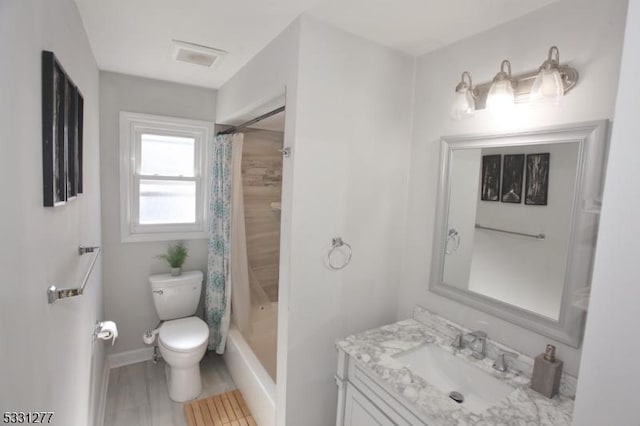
223,325 -> 276,426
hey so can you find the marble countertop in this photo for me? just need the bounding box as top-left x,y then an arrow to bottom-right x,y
336,307 -> 575,426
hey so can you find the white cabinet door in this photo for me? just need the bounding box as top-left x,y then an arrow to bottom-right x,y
344,382 -> 395,426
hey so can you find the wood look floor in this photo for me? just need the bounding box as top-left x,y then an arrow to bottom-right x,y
184,390 -> 256,426
103,352 -> 235,426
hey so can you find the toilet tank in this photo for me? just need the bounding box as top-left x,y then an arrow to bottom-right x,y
149,270 -> 203,320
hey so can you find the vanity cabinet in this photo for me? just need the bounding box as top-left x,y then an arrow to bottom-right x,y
343,383 -> 395,425
336,349 -> 428,426
336,312 -> 576,426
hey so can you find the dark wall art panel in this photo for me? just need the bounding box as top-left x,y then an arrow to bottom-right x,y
501,154 -> 525,203
77,93 -> 84,194
525,153 -> 550,206
65,79 -> 75,199
42,51 -> 84,207
481,154 -> 501,201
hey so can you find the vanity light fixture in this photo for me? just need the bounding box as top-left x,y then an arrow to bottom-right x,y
450,71 -> 476,120
450,46 -> 579,119
486,60 -> 515,112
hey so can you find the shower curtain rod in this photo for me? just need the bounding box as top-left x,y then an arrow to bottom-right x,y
216,105 -> 285,136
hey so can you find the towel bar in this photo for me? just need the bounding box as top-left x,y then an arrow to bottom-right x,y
475,224 -> 545,240
47,246 -> 101,304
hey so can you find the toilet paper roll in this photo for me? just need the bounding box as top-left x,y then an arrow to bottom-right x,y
97,321 -> 118,345
143,331 -> 156,345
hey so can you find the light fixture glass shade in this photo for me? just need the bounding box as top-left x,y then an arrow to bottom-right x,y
530,46 -> 565,104
486,60 -> 515,112
530,67 -> 563,104
486,79 -> 515,112
450,89 -> 475,120
451,71 -> 475,120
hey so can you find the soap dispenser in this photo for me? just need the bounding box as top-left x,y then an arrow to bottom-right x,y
530,344 -> 563,398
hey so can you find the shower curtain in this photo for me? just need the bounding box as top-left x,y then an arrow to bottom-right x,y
205,133 -> 250,354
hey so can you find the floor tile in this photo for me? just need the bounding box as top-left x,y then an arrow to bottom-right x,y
103,351 -> 234,426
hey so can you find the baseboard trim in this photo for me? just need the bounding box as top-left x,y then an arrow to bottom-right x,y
107,347 -> 155,369
95,362 -> 110,426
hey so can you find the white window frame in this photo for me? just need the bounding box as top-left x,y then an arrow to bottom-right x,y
119,111 -> 212,243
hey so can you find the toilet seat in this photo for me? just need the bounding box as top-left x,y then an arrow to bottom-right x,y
159,317 -> 209,353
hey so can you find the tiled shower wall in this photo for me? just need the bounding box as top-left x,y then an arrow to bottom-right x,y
242,129 -> 284,304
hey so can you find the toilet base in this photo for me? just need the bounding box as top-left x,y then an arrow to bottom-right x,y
165,363 -> 203,402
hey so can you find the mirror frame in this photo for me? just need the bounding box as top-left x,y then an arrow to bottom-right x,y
429,120 -> 609,347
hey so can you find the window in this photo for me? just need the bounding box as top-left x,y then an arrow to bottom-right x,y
120,112 -> 212,242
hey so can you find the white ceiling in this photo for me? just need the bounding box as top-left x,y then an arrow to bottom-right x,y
73,0 -> 321,89
74,0 -> 558,90
308,0 -> 558,56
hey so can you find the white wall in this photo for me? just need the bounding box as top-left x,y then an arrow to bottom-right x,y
216,21 -> 301,124
468,144 -> 579,319
0,0 -> 104,425
283,17 -> 415,426
443,149 -> 481,289
99,72 -> 216,356
573,1 -> 640,424
398,0 -> 628,377
218,16 -> 415,426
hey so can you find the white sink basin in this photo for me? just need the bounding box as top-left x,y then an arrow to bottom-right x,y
393,344 -> 515,414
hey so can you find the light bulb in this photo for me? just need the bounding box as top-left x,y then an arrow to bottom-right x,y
486,79 -> 515,112
486,60 -> 515,113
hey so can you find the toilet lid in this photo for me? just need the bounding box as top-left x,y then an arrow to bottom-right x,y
159,317 -> 209,353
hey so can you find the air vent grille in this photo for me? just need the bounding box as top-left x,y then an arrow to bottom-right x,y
172,40 -> 228,67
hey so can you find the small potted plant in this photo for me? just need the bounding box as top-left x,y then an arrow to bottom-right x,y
157,242 -> 188,276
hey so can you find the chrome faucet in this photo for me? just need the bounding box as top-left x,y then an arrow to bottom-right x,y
464,331 -> 487,359
492,350 -> 519,373
447,325 -> 464,350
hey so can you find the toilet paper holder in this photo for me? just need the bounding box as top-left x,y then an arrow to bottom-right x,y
93,321 -> 118,345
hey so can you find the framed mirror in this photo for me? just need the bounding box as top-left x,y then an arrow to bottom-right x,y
429,121 -> 608,347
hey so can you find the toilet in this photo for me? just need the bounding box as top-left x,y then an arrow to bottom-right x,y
149,270 -> 209,402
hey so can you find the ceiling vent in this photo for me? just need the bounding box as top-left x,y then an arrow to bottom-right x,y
172,40 -> 228,67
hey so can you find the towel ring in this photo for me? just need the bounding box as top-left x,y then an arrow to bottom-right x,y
445,229 -> 460,255
327,237 -> 352,270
